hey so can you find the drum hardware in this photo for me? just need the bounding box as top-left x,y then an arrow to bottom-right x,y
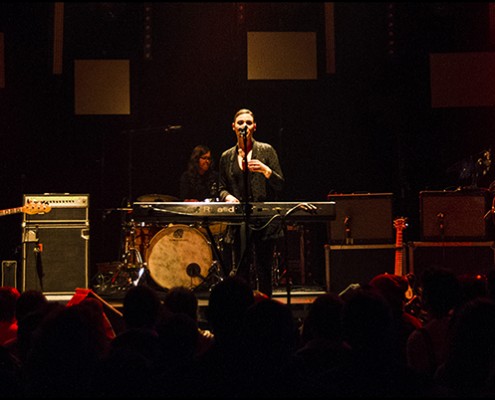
271,249 -> 286,288
194,261 -> 224,292
199,223 -> 229,279
95,221 -> 149,295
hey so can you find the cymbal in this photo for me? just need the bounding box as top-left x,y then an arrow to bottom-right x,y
136,194 -> 179,202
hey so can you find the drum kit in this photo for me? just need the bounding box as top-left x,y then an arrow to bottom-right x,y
95,194 -> 227,295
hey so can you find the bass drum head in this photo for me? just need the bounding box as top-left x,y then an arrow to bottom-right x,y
146,224 -> 213,290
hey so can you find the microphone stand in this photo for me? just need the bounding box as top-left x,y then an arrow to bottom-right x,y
232,129 -> 253,286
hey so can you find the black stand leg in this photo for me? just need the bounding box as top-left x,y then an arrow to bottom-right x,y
203,224 -> 228,278
281,220 -> 291,306
35,244 -> 44,292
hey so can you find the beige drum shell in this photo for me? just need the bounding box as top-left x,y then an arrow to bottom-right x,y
198,222 -> 228,238
146,224 -> 213,290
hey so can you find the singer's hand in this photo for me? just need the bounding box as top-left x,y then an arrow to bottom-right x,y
248,159 -> 272,179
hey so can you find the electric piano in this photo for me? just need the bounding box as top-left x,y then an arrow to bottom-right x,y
132,201 -> 336,224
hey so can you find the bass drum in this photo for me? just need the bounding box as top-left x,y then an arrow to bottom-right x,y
146,224 -> 213,290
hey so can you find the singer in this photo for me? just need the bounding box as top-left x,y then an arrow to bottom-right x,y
179,144 -> 219,202
218,108 -> 284,297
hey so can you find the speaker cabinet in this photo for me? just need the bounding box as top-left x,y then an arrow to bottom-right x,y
324,244 -> 395,294
408,241 -> 495,280
420,190 -> 491,241
326,193 -> 394,244
278,223 -> 327,287
22,225 -> 89,294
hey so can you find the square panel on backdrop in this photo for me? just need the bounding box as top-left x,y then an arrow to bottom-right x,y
74,59 -> 130,115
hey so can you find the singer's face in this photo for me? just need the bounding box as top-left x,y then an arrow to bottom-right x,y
233,113 -> 255,143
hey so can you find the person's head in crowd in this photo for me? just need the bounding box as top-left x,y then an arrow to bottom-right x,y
123,285 -> 162,331
0,286 -> 20,323
15,290 -> 48,322
206,276 -> 255,341
420,267 -> 462,319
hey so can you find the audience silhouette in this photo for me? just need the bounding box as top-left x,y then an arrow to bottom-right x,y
0,286 -> 20,346
162,285 -> 214,357
3,263 -> 495,397
407,267 -> 462,378
290,292 -> 352,391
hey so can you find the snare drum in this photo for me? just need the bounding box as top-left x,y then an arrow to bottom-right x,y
146,224 -> 213,290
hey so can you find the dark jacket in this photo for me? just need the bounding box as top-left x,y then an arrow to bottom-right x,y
218,139 -> 284,202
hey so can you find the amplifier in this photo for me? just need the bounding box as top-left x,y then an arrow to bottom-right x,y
324,244 -> 395,294
326,193 -> 394,244
23,194 -> 89,223
408,241 -> 495,279
420,190 -> 491,241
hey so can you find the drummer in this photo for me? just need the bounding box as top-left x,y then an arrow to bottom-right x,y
179,144 -> 219,202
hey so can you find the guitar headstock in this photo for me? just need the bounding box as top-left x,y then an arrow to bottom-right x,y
393,217 -> 408,230
22,201 -> 52,215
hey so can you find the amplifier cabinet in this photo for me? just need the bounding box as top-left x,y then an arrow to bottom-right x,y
420,190 -> 490,241
324,244 -> 395,294
22,224 -> 89,294
23,194 -> 89,224
326,193 -> 394,245
408,241 -> 495,280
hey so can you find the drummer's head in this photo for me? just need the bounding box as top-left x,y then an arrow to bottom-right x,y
189,144 -> 213,174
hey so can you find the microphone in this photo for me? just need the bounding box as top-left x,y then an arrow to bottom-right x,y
164,125 -> 182,133
239,126 -> 247,137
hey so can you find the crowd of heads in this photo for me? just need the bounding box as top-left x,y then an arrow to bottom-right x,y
1,267 -> 495,397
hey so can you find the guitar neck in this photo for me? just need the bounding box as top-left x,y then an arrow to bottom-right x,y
394,228 -> 404,276
0,207 -> 23,217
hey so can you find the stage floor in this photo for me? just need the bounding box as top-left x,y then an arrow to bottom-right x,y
45,285 -> 326,322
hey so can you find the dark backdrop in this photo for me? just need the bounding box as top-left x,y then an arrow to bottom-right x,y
1,3 -> 494,286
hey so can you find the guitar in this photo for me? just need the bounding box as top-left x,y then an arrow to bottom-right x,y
393,217 -> 413,300
393,217 -> 407,276
0,201 -> 52,217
